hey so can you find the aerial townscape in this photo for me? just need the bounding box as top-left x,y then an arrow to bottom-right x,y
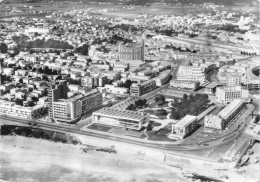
0,0 -> 260,181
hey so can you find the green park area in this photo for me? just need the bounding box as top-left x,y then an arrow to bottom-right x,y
170,93 -> 210,120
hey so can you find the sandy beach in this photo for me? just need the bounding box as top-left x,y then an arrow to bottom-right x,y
0,135 -> 186,182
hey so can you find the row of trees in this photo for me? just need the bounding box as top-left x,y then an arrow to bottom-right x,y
217,24 -> 247,34
75,44 -> 89,55
171,93 -> 210,120
154,94 -> 165,105
241,51 -> 257,56
37,66 -> 59,75
12,35 -> 74,55
108,34 -> 132,45
26,38 -> 74,49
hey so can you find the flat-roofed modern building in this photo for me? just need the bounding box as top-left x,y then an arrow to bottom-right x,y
154,70 -> 171,86
0,100 -> 45,119
51,89 -> 102,123
170,115 -> 197,139
118,41 -> 145,61
48,80 -> 68,118
81,76 -> 94,88
204,99 -> 245,130
92,108 -> 150,130
216,86 -> 249,104
170,79 -> 200,91
204,114 -> 224,130
217,99 -> 245,125
130,79 -> 156,97
177,65 -> 206,84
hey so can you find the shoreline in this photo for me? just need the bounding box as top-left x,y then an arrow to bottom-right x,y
0,135 -> 186,182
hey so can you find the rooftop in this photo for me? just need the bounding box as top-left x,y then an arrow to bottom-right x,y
174,115 -> 197,128
218,99 -> 244,120
93,108 -> 148,121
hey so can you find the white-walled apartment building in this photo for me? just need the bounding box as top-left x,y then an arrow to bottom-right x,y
52,90 -> 102,123
0,100 -> 45,119
218,63 -> 260,89
177,65 -> 206,84
153,70 -> 171,86
170,79 -> 200,91
204,99 -> 245,130
216,86 -> 249,104
170,115 -> 197,139
130,80 -> 157,97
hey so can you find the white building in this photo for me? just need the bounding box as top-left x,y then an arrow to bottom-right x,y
204,114 -> 224,130
205,99 -> 245,130
177,65 -> 206,84
104,84 -> 129,95
170,115 -> 197,139
52,90 -> 102,123
216,86 -> 249,104
92,108 -> 150,130
0,100 -> 45,119
170,79 -> 200,91
153,70 -> 171,86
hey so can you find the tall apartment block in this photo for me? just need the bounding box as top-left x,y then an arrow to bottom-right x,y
48,80 -> 68,119
52,89 -> 102,123
118,36 -> 145,61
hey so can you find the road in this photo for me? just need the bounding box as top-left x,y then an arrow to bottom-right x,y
0,108 -> 252,153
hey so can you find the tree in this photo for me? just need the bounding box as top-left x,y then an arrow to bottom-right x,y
156,109 -> 167,116
189,94 -> 194,101
135,99 -> 147,108
38,67 -> 43,73
15,98 -> 23,106
27,101 -> 34,107
0,43 -> 8,53
75,44 -> 89,55
254,114 -> 260,124
171,109 -> 180,120
126,104 -> 136,111
183,93 -> 188,101
124,79 -> 133,89
154,95 -> 165,105
31,97 -> 39,102
189,102 -> 198,114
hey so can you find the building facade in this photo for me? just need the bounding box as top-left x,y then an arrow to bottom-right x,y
170,79 -> 200,91
177,65 -> 206,84
204,114 -> 224,130
92,108 -> 150,130
51,90 -> 102,123
204,99 -> 245,130
130,80 -> 156,97
216,86 -> 249,104
0,100 -> 45,119
170,115 -> 197,139
48,80 -> 68,119
118,42 -> 145,61
154,70 -> 171,86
